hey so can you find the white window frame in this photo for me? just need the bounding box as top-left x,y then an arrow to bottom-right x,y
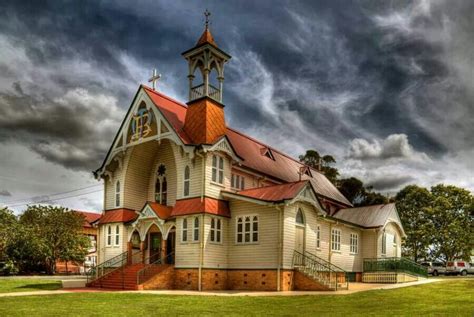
316,225 -> 321,249
236,215 -> 259,244
182,218 -> 188,243
193,216 -> 200,242
381,232 -> 387,256
114,225 -> 120,246
211,155 -> 224,184
231,173 -> 245,190
331,228 -> 341,252
106,225 -> 112,246
115,180 -> 121,207
183,165 -> 190,197
350,233 -> 359,254
210,217 -> 222,243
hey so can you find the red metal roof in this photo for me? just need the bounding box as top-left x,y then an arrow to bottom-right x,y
197,28 -> 217,46
76,210 -> 101,228
141,87 -> 351,207
172,197 -> 230,217
147,202 -> 173,220
99,208 -> 138,224
229,181 -> 308,202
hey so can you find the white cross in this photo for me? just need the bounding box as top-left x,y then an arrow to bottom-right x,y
148,68 -> 161,91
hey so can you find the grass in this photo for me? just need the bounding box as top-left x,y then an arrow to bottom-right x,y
0,278 -> 62,293
0,279 -> 472,316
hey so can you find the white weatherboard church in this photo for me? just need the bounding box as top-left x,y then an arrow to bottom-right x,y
88,15 -> 425,291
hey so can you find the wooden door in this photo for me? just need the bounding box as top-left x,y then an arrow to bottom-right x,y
166,232 -> 176,264
295,226 -> 305,254
150,233 -> 161,263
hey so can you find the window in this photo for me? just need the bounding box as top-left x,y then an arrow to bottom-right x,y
155,164 -> 167,205
210,218 -> 222,243
316,225 -> 321,249
236,216 -> 258,244
182,218 -> 188,242
381,232 -> 387,255
115,225 -> 120,246
183,166 -> 190,197
193,217 -> 200,241
231,174 -> 245,190
350,233 -> 358,254
295,209 -> 304,225
106,225 -> 112,246
115,181 -> 120,207
331,229 -> 341,251
212,155 -> 224,184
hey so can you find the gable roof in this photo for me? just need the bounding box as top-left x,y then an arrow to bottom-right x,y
146,202 -> 173,220
99,208 -> 138,224
228,181 -> 308,202
98,85 -> 351,207
333,203 -> 404,234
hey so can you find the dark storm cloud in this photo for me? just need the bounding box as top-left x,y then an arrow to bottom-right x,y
366,175 -> 415,192
0,0 -> 473,193
0,190 -> 12,197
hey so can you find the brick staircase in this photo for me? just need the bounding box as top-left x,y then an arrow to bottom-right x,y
88,263 -> 146,290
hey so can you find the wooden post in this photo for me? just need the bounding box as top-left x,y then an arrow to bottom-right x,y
161,237 -> 167,264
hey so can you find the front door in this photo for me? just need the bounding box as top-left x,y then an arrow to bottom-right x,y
295,226 -> 305,254
166,231 -> 176,264
150,233 -> 161,264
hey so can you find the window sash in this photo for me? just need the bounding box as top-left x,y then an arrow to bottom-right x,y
115,181 -> 120,207
115,225 -> 120,246
107,225 -> 112,246
193,217 -> 200,241
350,233 -> 358,254
184,166 -> 190,196
382,233 -> 387,255
236,216 -> 258,244
331,229 -> 341,251
182,219 -> 188,242
316,226 -> 321,249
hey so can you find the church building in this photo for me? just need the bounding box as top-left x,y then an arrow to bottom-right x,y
88,16 -> 419,291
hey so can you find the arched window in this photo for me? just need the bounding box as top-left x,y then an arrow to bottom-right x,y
183,166 -> 190,197
115,181 -> 121,207
155,164 -> 167,205
296,209 -> 304,225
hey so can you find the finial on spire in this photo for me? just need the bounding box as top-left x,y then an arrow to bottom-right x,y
204,9 -> 211,29
148,68 -> 161,91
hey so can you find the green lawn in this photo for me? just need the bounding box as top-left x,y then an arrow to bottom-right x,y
0,279 -> 472,316
0,279 -> 62,293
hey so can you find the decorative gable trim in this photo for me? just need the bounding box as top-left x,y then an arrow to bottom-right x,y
203,136 -> 241,163
288,183 -> 326,215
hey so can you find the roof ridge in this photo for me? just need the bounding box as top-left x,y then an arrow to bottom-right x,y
142,85 -> 188,110
238,180 -> 308,192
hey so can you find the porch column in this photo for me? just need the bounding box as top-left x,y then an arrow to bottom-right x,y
161,238 -> 167,264
127,242 -> 132,264
140,241 -> 145,264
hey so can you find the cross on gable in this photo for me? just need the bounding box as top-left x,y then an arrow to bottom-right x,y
148,68 -> 161,91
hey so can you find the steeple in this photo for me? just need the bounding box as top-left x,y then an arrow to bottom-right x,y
182,11 -> 231,144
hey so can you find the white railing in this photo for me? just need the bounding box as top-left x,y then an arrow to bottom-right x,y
190,84 -> 221,102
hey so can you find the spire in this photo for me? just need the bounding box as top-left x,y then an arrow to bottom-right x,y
196,9 -> 217,47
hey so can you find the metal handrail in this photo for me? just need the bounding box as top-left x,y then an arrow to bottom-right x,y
363,257 -> 428,277
86,250 -> 141,284
292,250 -> 349,290
305,251 -> 347,273
137,251 -> 175,285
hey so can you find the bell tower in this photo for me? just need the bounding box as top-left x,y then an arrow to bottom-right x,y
182,10 -> 231,144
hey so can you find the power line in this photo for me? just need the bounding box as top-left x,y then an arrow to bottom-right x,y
0,184 -> 102,204
3,188 -> 104,208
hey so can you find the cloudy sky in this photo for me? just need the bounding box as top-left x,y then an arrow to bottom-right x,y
0,0 -> 473,213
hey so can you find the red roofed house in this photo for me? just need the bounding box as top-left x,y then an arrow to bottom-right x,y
56,211 -> 100,274
88,18 -> 420,291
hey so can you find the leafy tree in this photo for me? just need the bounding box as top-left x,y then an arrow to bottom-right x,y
429,185 -> 473,261
0,208 -> 17,261
299,150 -> 339,183
395,185 -> 434,262
18,205 -> 90,274
359,188 -> 390,206
338,177 -> 365,204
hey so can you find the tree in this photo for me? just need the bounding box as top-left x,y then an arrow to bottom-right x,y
429,185 -> 473,261
338,177 -> 365,204
18,205 -> 90,274
395,185 -> 434,262
0,208 -> 17,261
299,150 -> 339,183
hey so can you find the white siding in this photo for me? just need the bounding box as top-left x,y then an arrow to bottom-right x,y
175,215 -> 201,268
203,214 -> 228,268
98,223 -> 128,263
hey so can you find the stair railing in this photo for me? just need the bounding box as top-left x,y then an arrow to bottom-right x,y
363,257 -> 428,277
137,251 -> 175,285
87,250 -> 142,285
292,250 -> 349,290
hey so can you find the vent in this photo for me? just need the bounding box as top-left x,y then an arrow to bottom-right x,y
260,147 -> 275,160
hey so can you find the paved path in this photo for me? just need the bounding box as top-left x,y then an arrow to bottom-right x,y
0,278 -> 442,298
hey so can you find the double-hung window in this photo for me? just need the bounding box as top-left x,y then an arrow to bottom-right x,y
115,181 -> 120,207
210,218 -> 222,243
193,217 -> 200,242
182,218 -> 188,242
106,225 -> 112,246
236,216 -> 258,244
350,233 -> 358,254
115,225 -> 120,246
381,232 -> 387,255
212,155 -> 224,184
183,166 -> 190,197
331,228 -> 341,251
231,174 -> 245,190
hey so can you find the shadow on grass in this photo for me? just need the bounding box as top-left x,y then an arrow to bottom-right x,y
16,283 -> 62,291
